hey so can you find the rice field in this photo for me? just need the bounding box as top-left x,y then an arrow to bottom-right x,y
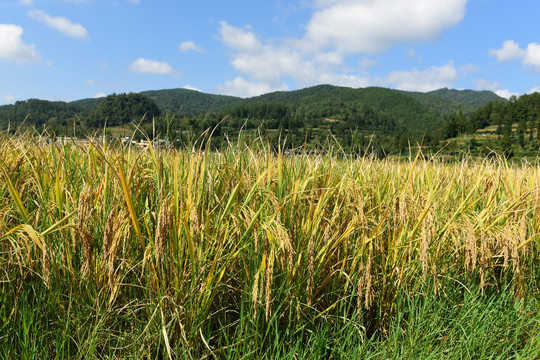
1,132 -> 540,359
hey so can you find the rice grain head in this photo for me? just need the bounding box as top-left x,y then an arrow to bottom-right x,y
78,184 -> 93,278
155,198 -> 173,266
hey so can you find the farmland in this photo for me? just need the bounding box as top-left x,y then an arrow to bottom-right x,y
1,132 -> 540,359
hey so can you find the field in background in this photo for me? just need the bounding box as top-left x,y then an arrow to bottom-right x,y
1,132 -> 540,359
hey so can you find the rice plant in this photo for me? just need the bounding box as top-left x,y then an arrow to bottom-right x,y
1,130 -> 540,359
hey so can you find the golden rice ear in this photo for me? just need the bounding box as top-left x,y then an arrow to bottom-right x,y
155,197 -> 173,266
77,184 -> 93,278
464,217 -> 477,275
265,248 -> 275,322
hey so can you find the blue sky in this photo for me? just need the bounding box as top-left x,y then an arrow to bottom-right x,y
1,0 -> 540,105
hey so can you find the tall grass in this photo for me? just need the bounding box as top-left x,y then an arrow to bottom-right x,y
1,131 -> 540,358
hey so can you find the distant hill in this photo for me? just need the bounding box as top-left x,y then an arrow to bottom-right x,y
0,85 -> 504,136
141,88 -> 241,115
225,85 -> 504,132
404,88 -> 504,116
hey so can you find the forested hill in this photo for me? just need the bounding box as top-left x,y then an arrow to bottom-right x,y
141,89 -> 241,114
0,85 -> 503,136
403,88 -> 503,114
237,85 -> 503,132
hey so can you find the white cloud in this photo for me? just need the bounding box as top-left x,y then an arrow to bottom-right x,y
126,0 -> 140,3
217,0 -> 468,95
129,58 -> 174,74
523,43 -> 540,73
489,41 -> 540,73
179,40 -> 204,53
93,92 -> 106,98
359,58 -> 376,68
528,87 -> 540,94
315,51 -> 343,65
219,22 -> 264,53
0,24 -> 41,64
459,63 -> 478,74
303,0 -> 468,54
218,22 -> 316,86
406,49 -> 423,62
183,85 -> 202,92
3,94 -> 15,102
85,79 -> 95,86
28,9 -> 89,40
19,0 -> 33,5
383,61 -> 459,92
495,89 -> 518,100
489,40 -> 526,62
218,21 -> 368,89
216,77 -> 288,98
473,79 -> 500,91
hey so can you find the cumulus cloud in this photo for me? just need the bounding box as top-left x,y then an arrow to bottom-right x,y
28,9 -> 89,40
19,0 -> 33,5
489,40 -> 540,73
179,40 -> 204,53
217,0 -> 469,95
0,24 -> 41,64
85,79 -> 95,86
303,0 -> 468,54
383,61 -> 459,92
495,89 -> 519,100
129,58 -> 174,74
489,40 -> 526,62
218,21 -> 371,92
219,22 -> 264,54
218,22 -> 316,86
523,43 -> 540,73
216,76 -> 288,98
93,92 -> 106,98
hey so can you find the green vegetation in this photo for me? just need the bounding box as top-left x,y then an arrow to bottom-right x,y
0,85 -> 506,157
1,132 -> 540,358
439,92 -> 540,158
87,92 -> 161,128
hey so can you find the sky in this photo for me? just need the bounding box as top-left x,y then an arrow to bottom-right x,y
1,0 -> 540,105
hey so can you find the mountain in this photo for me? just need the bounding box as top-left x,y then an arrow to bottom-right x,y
0,85 -> 504,136
140,88 -> 241,114
217,85 -> 504,132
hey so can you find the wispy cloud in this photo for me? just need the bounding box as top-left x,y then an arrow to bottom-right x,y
473,79 -> 500,91
0,24 -> 41,64
3,94 -> 15,102
28,9 -> 89,40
